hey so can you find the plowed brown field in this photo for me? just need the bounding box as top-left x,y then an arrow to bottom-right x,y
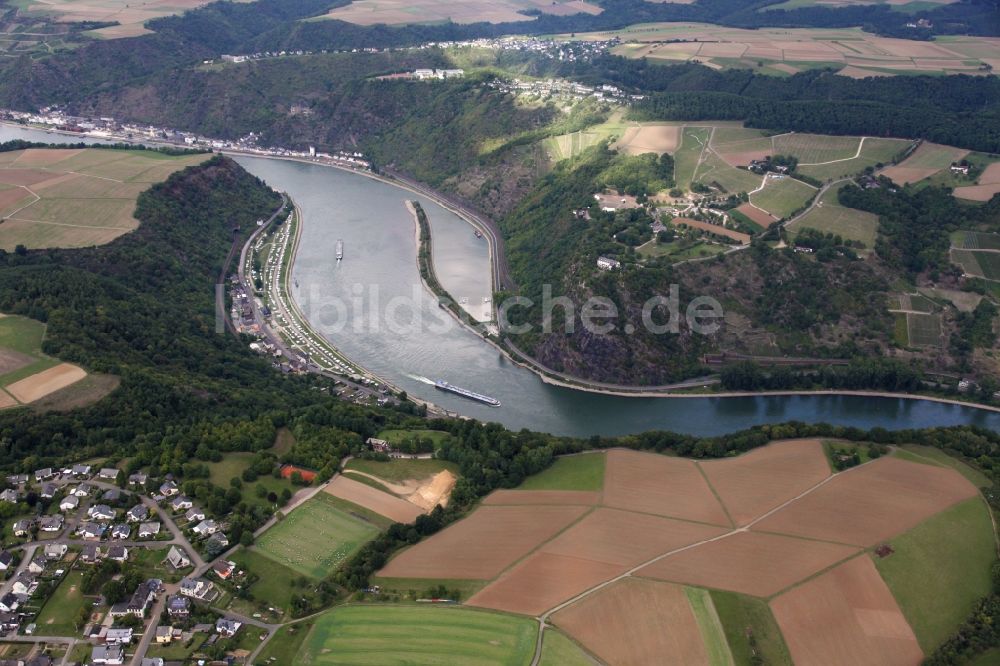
602,450 -> 730,525
752,457 -> 977,545
377,504 -> 588,579
551,578 -> 710,666
638,530 -> 859,597
699,438 -> 831,526
540,508 -> 727,567
771,555 -> 924,666
467,552 -> 624,616
323,475 -> 424,524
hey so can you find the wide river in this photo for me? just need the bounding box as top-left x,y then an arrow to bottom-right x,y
6,124 -> 1000,436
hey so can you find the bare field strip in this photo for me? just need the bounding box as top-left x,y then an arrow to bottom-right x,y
881,166 -> 941,185
735,203 -> 777,228
483,490 -> 600,506
467,552 -> 625,616
0,148 -> 205,250
18,0 -> 218,41
752,457 -> 977,546
602,449 -> 730,525
954,184 -> 1000,202
0,389 -> 16,409
6,362 -> 86,403
324,475 -> 424,524
539,508 -> 728,567
552,578 -> 711,665
596,24 -> 993,76
377,504 -> 588,580
321,0 -> 602,25
613,124 -> 680,155
698,439 -> 830,526
771,556 -> 924,666
639,531 -> 859,598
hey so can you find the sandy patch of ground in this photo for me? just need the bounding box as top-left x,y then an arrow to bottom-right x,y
552,578 -> 710,665
771,555 -> 924,666
639,530 -> 859,597
698,439 -> 831,526
6,363 -> 86,403
410,470 -> 457,510
377,504 -> 588,579
345,469 -> 456,510
483,490 -> 600,505
979,162 -> 1000,184
540,508 -> 728,567
837,65 -> 892,78
466,551 -> 624,616
324,475 -> 424,524
752,457 -> 977,546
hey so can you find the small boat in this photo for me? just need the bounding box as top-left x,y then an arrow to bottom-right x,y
335,239 -> 344,261
474,229 -> 483,239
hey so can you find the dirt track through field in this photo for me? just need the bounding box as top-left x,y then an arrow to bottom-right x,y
378,443 -> 978,664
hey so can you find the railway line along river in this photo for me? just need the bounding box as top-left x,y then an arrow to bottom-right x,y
5,124 -> 1000,436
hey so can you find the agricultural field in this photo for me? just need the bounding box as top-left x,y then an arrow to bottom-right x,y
14,0 -> 230,39
517,452 -> 605,491
749,176 -> 816,219
538,629 -> 594,666
226,548 -> 303,617
787,182 -> 879,247
0,148 -> 207,251
674,126 -> 712,189
372,442 -> 988,663
906,312 -> 943,347
293,605 -> 538,665
584,23 -> 997,77
324,474 -> 425,524
0,314 -> 101,408
255,493 -> 380,578
795,137 -> 913,182
955,162 -> 1000,202
320,0 -> 601,25
876,497 -> 996,651
951,232 -> 1000,281
881,141 -> 969,185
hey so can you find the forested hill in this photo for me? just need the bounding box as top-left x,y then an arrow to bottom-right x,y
1,0 -> 998,109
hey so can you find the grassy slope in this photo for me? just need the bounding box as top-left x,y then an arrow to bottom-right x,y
538,629 -> 593,666
344,457 -> 459,483
257,621 -> 314,666
687,587 -> 736,666
0,314 -> 60,387
518,453 -> 606,491
229,547 -> 304,615
294,605 -> 537,665
710,590 -> 793,666
875,497 -> 997,652
893,445 -> 992,488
